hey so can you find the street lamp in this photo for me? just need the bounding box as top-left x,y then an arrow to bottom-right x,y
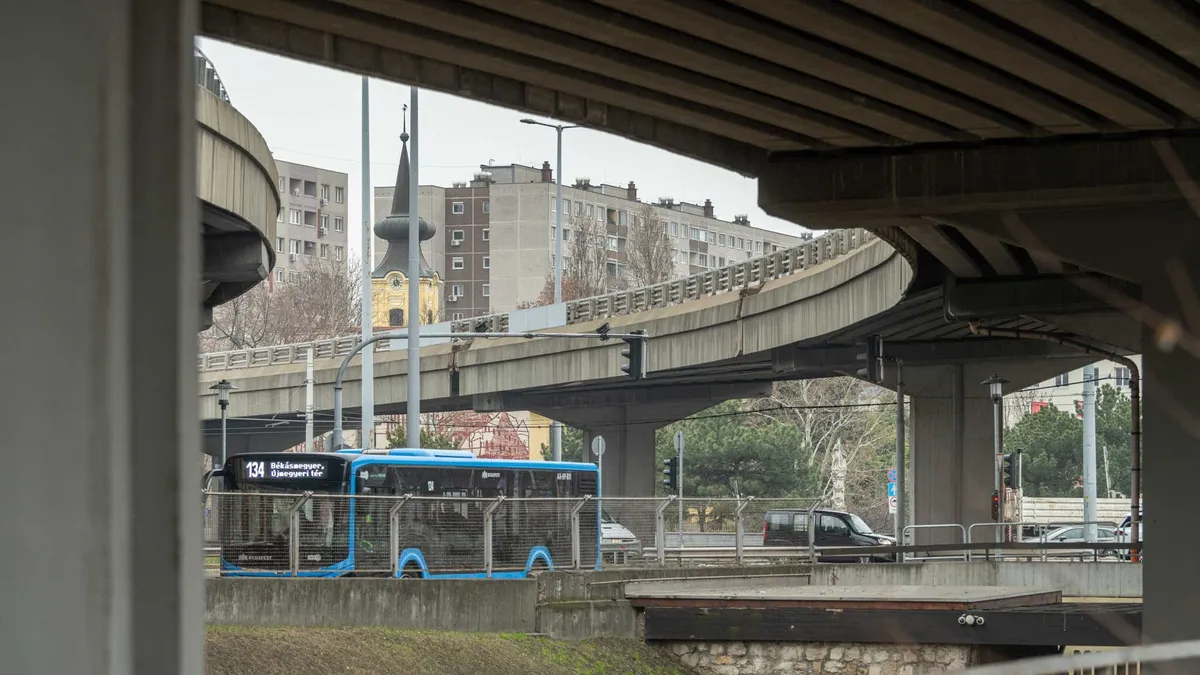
981,374 -> 1008,531
520,117 -> 578,462
210,379 -> 236,469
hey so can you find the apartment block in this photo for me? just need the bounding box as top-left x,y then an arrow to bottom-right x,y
271,159 -> 350,285
374,161 -> 809,319
1021,356 -> 1142,419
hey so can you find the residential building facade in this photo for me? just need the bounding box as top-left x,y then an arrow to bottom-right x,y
374,161 -> 809,320
1016,356 -> 1141,422
272,159 -> 350,286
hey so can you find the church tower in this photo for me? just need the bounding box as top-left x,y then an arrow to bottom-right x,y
371,123 -> 442,328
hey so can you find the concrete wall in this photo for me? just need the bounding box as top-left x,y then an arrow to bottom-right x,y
206,579 -> 535,632
810,561 -> 1142,599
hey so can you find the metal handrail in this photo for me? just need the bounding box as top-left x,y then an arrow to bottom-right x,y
197,228 -> 874,371
901,524 -> 968,562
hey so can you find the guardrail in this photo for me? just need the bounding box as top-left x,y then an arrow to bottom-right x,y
197,228 -> 874,372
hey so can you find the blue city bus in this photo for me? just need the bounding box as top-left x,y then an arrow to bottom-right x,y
207,449 -> 600,578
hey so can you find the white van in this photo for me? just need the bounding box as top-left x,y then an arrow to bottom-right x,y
601,509 -> 642,564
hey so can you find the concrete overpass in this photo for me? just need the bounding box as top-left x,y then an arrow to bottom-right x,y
13,3 -> 1198,673
198,227 -> 1099,508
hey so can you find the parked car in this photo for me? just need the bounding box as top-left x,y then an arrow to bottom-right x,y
601,509 -> 642,564
763,508 -> 894,562
1115,512 -> 1145,560
1041,525 -> 1118,557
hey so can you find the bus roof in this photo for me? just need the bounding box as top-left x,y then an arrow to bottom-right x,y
230,450 -> 598,473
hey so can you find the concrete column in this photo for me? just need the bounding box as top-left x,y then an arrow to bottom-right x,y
583,417 -> 658,498
909,365 -> 997,543
0,1 -> 202,674
1141,267 -> 1200,657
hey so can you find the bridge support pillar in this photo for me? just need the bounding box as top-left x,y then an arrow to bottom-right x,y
2,0 -> 202,673
582,419 -> 657,498
909,365 -> 997,544
1141,267 -> 1200,657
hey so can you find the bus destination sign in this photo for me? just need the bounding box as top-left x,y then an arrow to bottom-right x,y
244,459 -> 328,481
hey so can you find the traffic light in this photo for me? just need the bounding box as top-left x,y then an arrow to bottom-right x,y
991,491 -> 1000,521
662,457 -> 679,492
621,330 -> 648,379
1002,452 -> 1021,489
856,335 -> 884,384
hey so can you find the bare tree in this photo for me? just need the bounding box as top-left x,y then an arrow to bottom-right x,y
625,204 -> 675,286
200,254 -> 361,352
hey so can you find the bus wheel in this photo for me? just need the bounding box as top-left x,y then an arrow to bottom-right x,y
399,564 -> 422,579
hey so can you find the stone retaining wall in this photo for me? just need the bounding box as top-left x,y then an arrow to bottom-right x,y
665,641 -> 973,674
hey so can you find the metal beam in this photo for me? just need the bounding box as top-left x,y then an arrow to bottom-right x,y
944,274 -> 1139,319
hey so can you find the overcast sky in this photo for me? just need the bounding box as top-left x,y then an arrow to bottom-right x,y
197,38 -> 808,260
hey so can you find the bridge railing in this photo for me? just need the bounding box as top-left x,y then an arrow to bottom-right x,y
197,227 -> 874,372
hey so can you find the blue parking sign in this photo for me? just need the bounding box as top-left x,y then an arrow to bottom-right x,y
887,482 -> 896,498
888,467 -> 898,483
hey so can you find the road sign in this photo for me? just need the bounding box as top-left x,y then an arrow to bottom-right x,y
888,496 -> 898,514
888,467 -> 898,483
887,482 -> 896,498
590,435 -> 606,457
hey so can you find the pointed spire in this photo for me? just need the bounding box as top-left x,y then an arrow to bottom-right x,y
372,111 -> 437,280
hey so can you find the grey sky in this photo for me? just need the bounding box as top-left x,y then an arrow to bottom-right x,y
198,38 -> 807,261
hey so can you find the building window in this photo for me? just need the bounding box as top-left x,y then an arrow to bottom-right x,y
563,228 -> 572,241
289,209 -> 301,224
451,230 -> 465,244
718,256 -> 726,267
718,234 -> 726,246
320,184 -> 329,201
574,202 -> 582,215
755,241 -> 763,253
738,237 -> 745,250
551,197 -> 557,212
276,237 -> 285,252
1055,373 -> 1070,387
452,257 -> 464,270
303,241 -> 315,256
482,256 -> 491,269
334,217 -> 344,232
605,261 -> 618,277
303,180 -> 317,198
303,210 -> 317,227
289,239 -> 301,255
452,201 -> 465,214
699,253 -> 708,267
288,271 -> 299,283
481,284 -> 490,297
670,222 -> 679,236
277,176 -> 285,192
482,201 -> 490,214
320,243 -> 329,259
334,186 -> 345,203
706,230 -> 716,244
320,214 -> 329,231
1114,366 -> 1131,387
451,312 -> 465,321
562,198 -> 570,214
388,308 -> 404,327
334,245 -> 343,261
482,228 -> 490,241
275,268 -> 284,282
451,283 -> 464,297
689,227 -> 700,240
606,236 -> 618,251
586,204 -> 594,218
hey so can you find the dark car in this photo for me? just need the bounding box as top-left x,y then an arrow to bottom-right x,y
763,508 -> 895,562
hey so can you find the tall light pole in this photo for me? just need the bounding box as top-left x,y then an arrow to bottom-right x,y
210,379 -> 235,469
406,87 -> 421,449
1082,364 -> 1098,542
360,76 -> 375,449
520,117 -> 578,461
982,374 -> 1008,536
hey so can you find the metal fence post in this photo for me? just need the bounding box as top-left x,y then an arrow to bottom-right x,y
288,492 -> 313,577
483,496 -> 505,578
734,497 -> 753,566
569,496 -> 591,570
388,495 -> 412,577
655,496 -> 675,567
807,502 -> 819,563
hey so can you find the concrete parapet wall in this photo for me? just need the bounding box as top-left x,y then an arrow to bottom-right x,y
206,579 -> 535,632
810,561 -> 1141,599
538,565 -> 818,601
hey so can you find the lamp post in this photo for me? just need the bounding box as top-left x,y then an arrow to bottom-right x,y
981,374 -> 1008,536
210,379 -> 236,469
520,117 -> 578,462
